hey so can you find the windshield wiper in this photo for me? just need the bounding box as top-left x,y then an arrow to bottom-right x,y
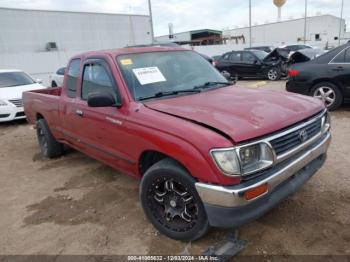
138,89 -> 201,101
194,81 -> 234,90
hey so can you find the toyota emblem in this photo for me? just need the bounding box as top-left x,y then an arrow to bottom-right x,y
299,129 -> 308,142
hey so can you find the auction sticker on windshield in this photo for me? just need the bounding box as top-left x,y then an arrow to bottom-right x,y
132,67 -> 166,85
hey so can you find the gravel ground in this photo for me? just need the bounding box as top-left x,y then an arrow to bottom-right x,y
0,80 -> 349,257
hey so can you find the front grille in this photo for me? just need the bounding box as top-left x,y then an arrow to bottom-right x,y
9,99 -> 23,107
0,114 -> 10,118
270,117 -> 322,156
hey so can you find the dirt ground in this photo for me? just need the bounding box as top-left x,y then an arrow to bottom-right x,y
0,80 -> 349,257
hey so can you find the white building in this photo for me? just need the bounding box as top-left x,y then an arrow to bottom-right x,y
155,15 -> 349,57
0,7 -> 152,85
223,14 -> 348,49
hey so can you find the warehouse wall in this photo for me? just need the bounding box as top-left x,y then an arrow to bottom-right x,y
223,15 -> 346,48
0,8 -> 152,85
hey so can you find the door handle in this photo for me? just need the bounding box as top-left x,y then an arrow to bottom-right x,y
333,66 -> 344,72
75,109 -> 84,117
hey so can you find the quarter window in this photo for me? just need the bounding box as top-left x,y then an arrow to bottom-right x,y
81,63 -> 117,101
66,59 -> 80,98
344,48 -> 350,63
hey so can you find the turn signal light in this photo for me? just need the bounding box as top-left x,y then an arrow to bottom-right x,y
288,69 -> 299,77
244,183 -> 268,200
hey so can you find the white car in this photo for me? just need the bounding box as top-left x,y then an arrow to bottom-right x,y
0,69 -> 45,122
49,67 -> 65,87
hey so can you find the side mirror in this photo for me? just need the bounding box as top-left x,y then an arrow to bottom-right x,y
36,79 -> 43,84
87,92 -> 121,107
254,60 -> 261,65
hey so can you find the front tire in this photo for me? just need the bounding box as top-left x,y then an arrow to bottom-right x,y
36,118 -> 64,158
311,82 -> 343,111
267,68 -> 280,81
140,158 -> 209,241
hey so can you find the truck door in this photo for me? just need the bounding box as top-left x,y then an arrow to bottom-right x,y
59,58 -> 84,148
72,58 -> 135,172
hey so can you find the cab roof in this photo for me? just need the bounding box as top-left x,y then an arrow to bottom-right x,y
72,45 -> 189,60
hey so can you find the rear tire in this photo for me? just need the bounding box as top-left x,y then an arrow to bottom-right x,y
311,82 -> 343,111
140,158 -> 209,241
36,118 -> 64,158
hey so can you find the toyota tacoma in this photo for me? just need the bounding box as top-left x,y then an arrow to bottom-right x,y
23,46 -> 331,241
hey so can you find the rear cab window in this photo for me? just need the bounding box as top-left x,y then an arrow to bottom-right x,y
66,59 -> 81,98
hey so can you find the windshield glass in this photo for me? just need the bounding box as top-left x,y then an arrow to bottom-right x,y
0,72 -> 34,88
250,50 -> 268,60
116,50 -> 228,100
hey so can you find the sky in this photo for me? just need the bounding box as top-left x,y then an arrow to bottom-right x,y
0,0 -> 348,36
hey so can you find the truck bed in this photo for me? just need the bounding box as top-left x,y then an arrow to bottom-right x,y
23,87 -> 62,128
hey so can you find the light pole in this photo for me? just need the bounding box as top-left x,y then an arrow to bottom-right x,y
338,0 -> 344,46
148,0 -> 154,43
249,0 -> 252,47
303,0 -> 307,44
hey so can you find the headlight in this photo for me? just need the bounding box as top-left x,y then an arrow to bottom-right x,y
211,149 -> 240,175
211,142 -> 274,176
322,111 -> 331,133
0,100 -> 8,106
238,143 -> 274,174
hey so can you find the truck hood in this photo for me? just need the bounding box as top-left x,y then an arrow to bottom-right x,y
144,86 -> 324,143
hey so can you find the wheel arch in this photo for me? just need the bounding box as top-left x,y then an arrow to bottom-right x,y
138,150 -> 190,177
310,78 -> 343,94
36,113 -> 45,120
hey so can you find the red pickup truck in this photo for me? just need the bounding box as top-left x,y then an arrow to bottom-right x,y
23,46 -> 331,241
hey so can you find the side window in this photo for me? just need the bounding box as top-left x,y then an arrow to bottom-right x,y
242,52 -> 256,64
344,48 -> 350,63
56,67 -> 65,75
229,52 -> 241,62
332,49 -> 346,63
222,53 -> 230,60
66,59 -> 80,98
81,63 -> 117,101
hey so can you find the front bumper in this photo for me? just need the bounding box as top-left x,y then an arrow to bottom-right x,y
195,132 -> 331,228
0,106 -> 26,122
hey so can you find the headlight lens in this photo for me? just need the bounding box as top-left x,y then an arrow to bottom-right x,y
211,142 -> 274,176
238,143 -> 274,174
211,149 -> 240,175
0,99 -> 8,106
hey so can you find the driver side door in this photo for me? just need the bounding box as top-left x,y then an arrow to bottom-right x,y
74,58 -> 135,173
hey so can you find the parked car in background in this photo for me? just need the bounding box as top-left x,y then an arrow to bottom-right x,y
0,69 -> 44,122
244,46 -> 275,53
287,42 -> 350,111
280,44 -> 313,54
215,50 -> 283,80
23,46 -> 331,241
49,67 -> 65,87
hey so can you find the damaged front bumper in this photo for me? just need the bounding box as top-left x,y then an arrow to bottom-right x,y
195,132 -> 331,228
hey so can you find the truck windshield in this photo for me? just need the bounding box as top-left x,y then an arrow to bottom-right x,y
116,50 -> 228,101
0,72 -> 34,88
